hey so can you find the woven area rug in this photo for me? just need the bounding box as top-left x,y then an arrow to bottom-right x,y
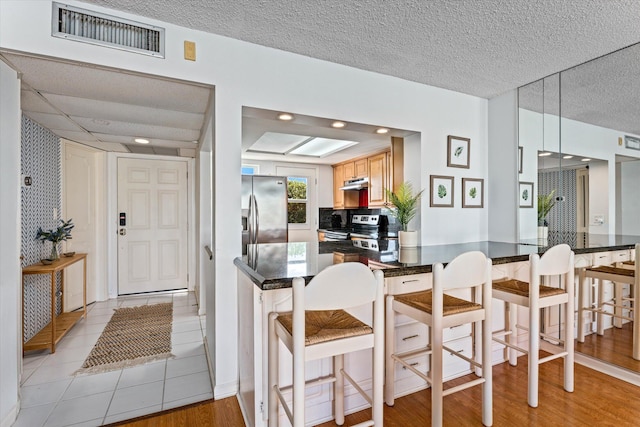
76,302 -> 174,374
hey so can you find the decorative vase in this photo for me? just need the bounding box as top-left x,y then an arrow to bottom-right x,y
50,244 -> 59,260
537,226 -> 548,240
398,247 -> 418,264
398,230 -> 418,247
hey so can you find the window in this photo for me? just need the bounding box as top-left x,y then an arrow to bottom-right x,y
241,164 -> 259,175
287,177 -> 308,224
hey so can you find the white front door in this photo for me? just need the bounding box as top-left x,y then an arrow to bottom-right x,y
117,158 -> 188,295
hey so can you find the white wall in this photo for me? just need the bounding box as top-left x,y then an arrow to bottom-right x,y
1,0 -> 489,398
587,161 -> 609,234
488,91 -> 518,242
0,60 -> 21,427
620,160 -> 640,235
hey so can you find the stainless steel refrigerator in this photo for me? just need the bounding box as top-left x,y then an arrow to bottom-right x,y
241,175 -> 288,254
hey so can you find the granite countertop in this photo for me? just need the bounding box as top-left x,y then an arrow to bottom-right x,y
234,234 -> 640,290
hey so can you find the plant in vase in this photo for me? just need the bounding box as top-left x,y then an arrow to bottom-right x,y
36,218 -> 74,260
537,190 -> 556,240
385,182 -> 424,247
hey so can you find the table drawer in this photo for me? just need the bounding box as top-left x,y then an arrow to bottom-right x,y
386,273 -> 431,295
395,321 -> 427,353
443,336 -> 473,380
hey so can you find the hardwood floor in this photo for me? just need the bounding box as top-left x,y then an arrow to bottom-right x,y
104,398 -> 245,427
576,322 -> 640,372
109,356 -> 640,426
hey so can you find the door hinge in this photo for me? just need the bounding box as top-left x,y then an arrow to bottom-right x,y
187,274 -> 189,284
260,400 -> 264,414
259,292 -> 263,304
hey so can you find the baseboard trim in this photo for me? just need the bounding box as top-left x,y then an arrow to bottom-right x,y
214,381 -> 238,399
1,401 -> 19,427
575,352 -> 640,386
202,336 -> 215,392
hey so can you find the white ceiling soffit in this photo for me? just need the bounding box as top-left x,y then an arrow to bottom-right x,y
82,0 -> 640,99
1,52 -> 212,157
242,107 -> 416,165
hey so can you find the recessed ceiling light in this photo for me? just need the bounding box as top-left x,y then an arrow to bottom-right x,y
538,152 -> 552,157
376,128 -> 389,134
134,138 -> 150,144
332,121 -> 346,128
277,113 -> 294,121
563,155 -> 574,159
581,158 -> 591,162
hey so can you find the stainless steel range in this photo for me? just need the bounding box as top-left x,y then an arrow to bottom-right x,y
323,214 -> 383,241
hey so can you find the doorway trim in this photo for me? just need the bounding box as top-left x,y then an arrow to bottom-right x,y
106,152 -> 195,298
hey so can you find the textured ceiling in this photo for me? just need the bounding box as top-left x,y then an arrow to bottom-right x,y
82,0 -> 640,98
4,1 -> 640,159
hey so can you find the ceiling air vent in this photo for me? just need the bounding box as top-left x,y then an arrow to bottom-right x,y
52,2 -> 165,58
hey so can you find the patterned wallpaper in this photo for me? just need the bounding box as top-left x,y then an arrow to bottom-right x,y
21,116 -> 62,342
538,169 -> 577,233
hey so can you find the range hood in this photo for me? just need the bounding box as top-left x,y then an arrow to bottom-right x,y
340,177 -> 368,190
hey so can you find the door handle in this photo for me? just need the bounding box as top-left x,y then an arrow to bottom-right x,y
119,228 -> 127,236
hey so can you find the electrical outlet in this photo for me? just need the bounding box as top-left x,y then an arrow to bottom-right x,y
593,215 -> 604,225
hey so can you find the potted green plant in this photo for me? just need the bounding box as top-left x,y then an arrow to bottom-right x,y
385,182 -> 424,247
537,190 -> 556,240
36,218 -> 74,260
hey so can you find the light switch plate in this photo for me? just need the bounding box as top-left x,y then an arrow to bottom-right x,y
184,41 -> 196,61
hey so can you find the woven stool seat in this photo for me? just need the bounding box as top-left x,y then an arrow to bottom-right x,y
277,310 -> 372,346
586,265 -> 635,277
493,278 -> 566,298
395,290 -> 482,316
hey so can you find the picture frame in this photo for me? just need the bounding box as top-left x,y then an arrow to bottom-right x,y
447,135 -> 470,168
462,178 -> 484,208
518,146 -> 523,174
430,175 -> 454,207
519,181 -> 534,208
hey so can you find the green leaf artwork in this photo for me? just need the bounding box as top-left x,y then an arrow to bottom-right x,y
469,187 -> 477,198
522,189 -> 529,201
454,146 -> 463,157
437,184 -> 447,198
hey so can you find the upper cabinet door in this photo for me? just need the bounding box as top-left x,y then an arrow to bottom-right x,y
343,162 -> 355,181
354,158 -> 368,179
333,164 -> 345,208
368,152 -> 388,207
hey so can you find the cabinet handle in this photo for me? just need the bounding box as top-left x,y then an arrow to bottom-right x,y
449,325 -> 462,330
402,334 -> 419,341
402,362 -> 420,370
401,279 -> 420,285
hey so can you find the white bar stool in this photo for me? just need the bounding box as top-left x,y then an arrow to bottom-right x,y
492,243 -> 574,408
268,263 -> 384,427
385,251 -> 493,427
577,243 -> 639,359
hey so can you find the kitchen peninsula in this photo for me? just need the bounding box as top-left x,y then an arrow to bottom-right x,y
235,234 -> 640,427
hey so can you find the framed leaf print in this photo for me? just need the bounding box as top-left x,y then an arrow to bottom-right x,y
447,135 -> 470,168
462,178 -> 484,208
519,181 -> 534,208
430,175 -> 454,207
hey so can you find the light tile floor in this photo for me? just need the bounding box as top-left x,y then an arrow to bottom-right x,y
14,291 -> 211,427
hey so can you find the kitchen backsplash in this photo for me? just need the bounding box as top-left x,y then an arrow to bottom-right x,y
318,207 -> 400,233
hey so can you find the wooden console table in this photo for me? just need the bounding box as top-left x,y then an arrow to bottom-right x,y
22,253 -> 87,353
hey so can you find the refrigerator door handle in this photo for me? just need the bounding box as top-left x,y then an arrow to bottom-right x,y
253,194 -> 260,243
248,194 -> 254,244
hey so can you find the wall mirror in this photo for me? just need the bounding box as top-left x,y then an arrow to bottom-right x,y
518,42 -> 640,372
